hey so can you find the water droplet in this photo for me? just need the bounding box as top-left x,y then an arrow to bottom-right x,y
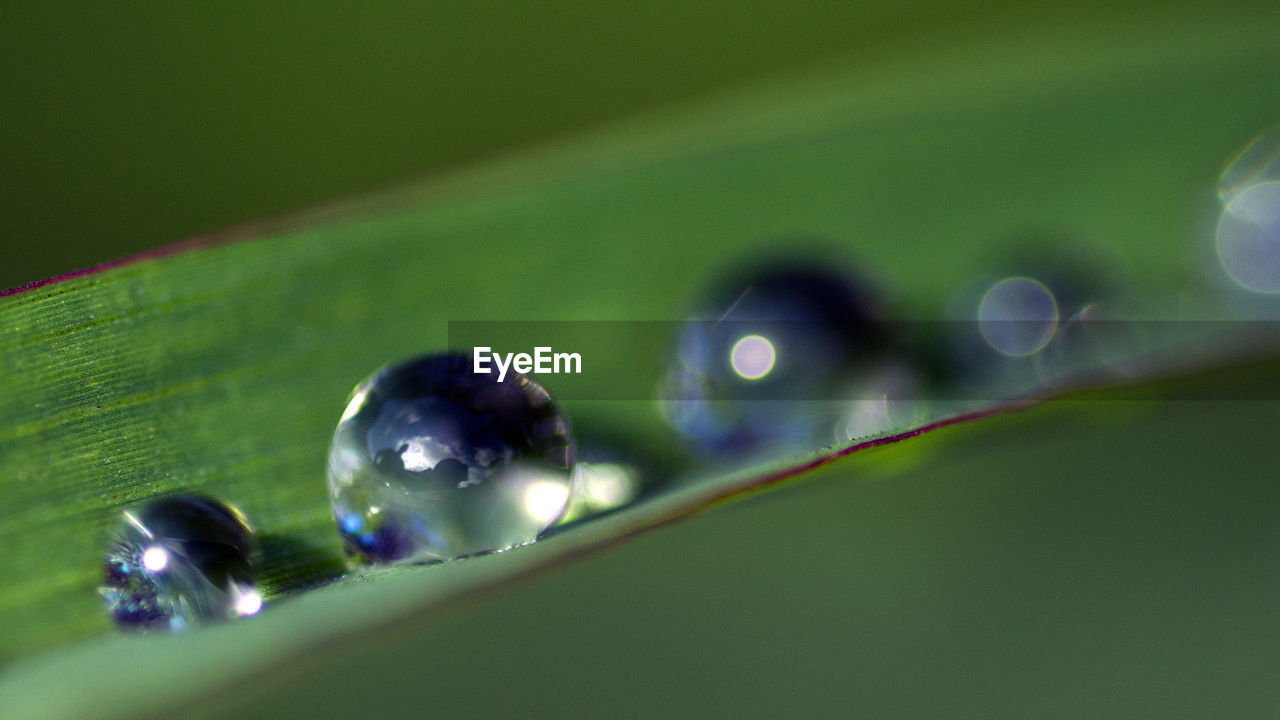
100,494 -> 259,632
328,353 -> 575,564
977,276 -> 1059,356
1216,181 -> 1280,293
658,259 -> 893,457
938,240 -> 1122,399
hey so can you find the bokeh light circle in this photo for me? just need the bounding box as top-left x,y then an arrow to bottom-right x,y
1216,181 -> 1280,293
730,334 -> 777,380
977,276 -> 1059,356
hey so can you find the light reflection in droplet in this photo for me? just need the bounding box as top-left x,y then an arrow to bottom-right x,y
552,438 -> 661,528
978,277 -> 1059,356
523,480 -> 572,525
141,546 -> 169,572
232,587 -> 263,617
730,334 -> 776,380
573,462 -> 641,511
123,510 -> 153,539
1216,181 -> 1280,293
340,383 -> 371,423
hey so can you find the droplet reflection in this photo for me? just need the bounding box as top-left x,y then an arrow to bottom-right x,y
523,480 -> 573,525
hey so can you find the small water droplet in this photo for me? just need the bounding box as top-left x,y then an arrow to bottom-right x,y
328,354 -> 575,564
100,494 -> 259,632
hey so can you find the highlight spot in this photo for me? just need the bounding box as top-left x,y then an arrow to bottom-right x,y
233,588 -> 263,617
730,334 -> 776,380
141,546 -> 169,572
523,480 -> 571,524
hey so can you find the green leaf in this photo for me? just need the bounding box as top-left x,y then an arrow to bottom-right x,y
2,6 -> 1278,718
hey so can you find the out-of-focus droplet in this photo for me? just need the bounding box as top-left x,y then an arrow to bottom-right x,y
934,240 -> 1124,402
1219,124 -> 1280,204
978,276 -> 1059,356
1216,181 -> 1280,293
657,259 -> 894,457
328,354 -> 574,564
100,495 -> 259,632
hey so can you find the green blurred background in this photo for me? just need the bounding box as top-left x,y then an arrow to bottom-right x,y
0,0 -> 1218,291
2,2 -> 1279,717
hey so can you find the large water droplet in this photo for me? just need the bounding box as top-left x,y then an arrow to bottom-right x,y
100,494 -> 260,632
328,353 -> 575,564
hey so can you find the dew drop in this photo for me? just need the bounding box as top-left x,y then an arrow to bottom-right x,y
327,353 -> 575,564
658,259 -> 894,457
939,241 -> 1123,399
100,494 -> 259,632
